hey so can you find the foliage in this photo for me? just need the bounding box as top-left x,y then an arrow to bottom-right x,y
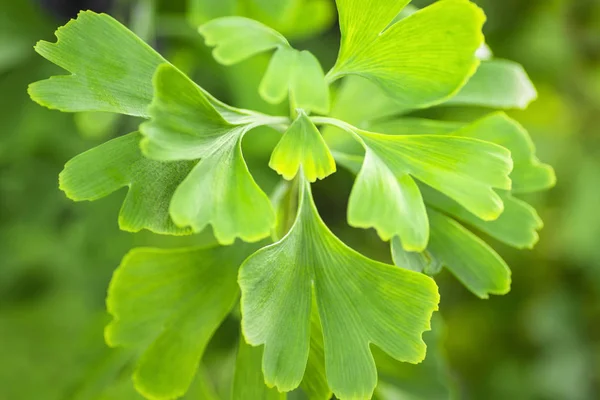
0,0 -> 571,399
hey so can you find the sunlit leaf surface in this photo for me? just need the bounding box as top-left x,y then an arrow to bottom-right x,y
330,0 -> 485,108
59,132 -> 194,235
106,244 -> 255,399
269,111 -> 336,182
239,177 -> 439,398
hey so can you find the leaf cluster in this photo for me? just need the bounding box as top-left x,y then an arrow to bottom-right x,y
28,1 -> 554,399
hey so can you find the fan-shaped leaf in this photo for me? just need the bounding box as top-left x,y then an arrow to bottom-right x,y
199,16 -> 289,65
140,63 -> 276,243
453,112 -> 555,193
427,209 -> 511,298
29,11 -> 166,116
446,59 -> 537,109
358,131 -> 513,221
368,113 -> 555,194
330,0 -> 485,108
106,244 -> 256,399
348,149 -> 428,250
200,17 -> 329,112
269,111 -> 335,182
423,186 -> 543,249
59,132 -> 194,235
170,135 -> 276,244
239,177 -> 439,399
290,51 -> 330,114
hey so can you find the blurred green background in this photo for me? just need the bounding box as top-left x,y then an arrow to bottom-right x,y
0,0 -> 598,399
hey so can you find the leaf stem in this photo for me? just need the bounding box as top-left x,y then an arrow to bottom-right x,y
309,116 -> 366,147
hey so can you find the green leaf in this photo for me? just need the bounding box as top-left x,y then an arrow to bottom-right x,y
290,51 -> 330,114
260,47 -> 298,105
427,208 -> 511,298
233,337 -> 285,400
423,187 -> 543,250
269,111 -> 335,182
140,63 -> 276,243
348,149 -> 428,250
368,113 -> 555,194
170,135 -> 276,244
59,132 -> 194,235
140,63 -> 239,161
199,16 -> 289,65
29,11 -> 241,119
452,112 -> 556,193
239,177 -> 439,399
358,131 -> 513,221
330,0 -> 485,108
260,48 -> 330,113
445,59 -> 538,109
335,0 -> 411,60
200,17 -> 330,113
105,244 -> 255,399
29,11 -> 166,117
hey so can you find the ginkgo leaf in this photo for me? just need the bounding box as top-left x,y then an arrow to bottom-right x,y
139,63 -> 239,161
140,63 -> 276,244
357,131 -> 513,221
269,183 -> 331,399
348,149 -> 428,250
335,0 -> 411,60
260,48 -> 330,113
427,208 -> 511,298
170,135 -> 276,244
269,111 -> 335,182
233,337 -> 284,400
329,0 -> 485,108
29,11 -> 244,119
198,16 -> 289,65
344,56 -> 536,116
452,112 -> 556,193
423,186 -> 543,249
239,177 -> 439,399
59,132 -> 194,235
106,244 -> 256,400
29,11 -> 166,117
445,59 -> 538,109
200,17 -> 329,113
290,51 -> 330,114
368,113 -> 555,194
260,47 -> 298,105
